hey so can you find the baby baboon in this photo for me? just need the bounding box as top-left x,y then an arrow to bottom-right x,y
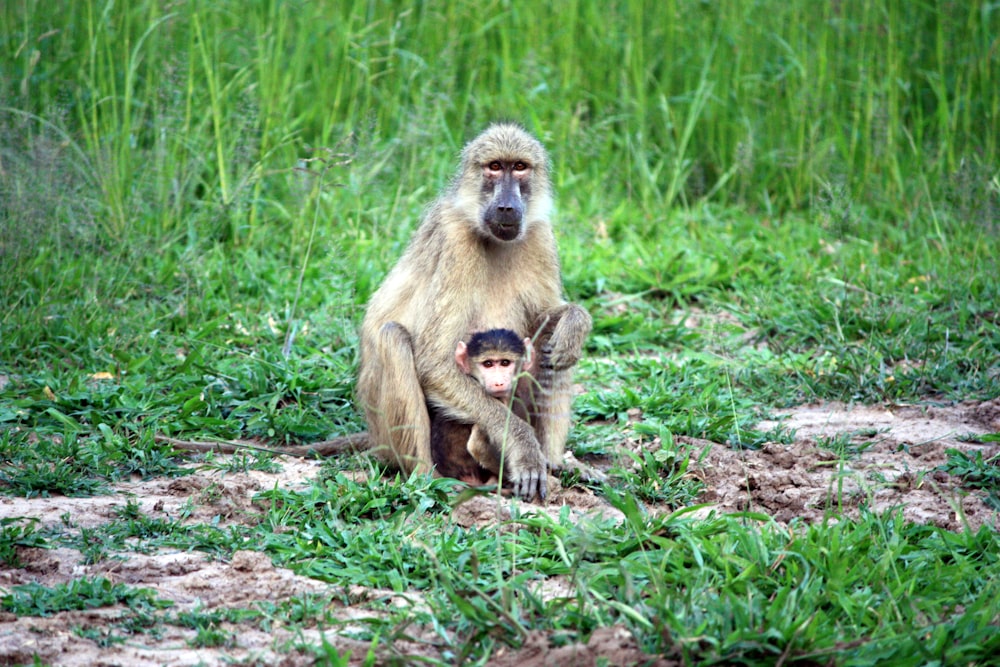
431,329 -> 534,484
358,122 -> 592,500
457,328 -> 534,402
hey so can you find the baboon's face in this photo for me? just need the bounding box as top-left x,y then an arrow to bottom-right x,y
480,158 -> 533,242
458,124 -> 548,244
471,352 -> 520,399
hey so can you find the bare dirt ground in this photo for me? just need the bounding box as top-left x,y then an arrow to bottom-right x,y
1,400 -> 996,666
695,398 -> 1000,531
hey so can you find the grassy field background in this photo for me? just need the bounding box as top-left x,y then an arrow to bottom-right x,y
1,0 -> 999,664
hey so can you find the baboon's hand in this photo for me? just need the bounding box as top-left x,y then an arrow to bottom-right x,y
540,305 -> 592,371
509,450 -> 548,501
503,424 -> 549,501
539,341 -> 582,372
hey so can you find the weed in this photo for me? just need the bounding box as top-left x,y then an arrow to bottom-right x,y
816,429 -> 881,458
73,625 -> 128,648
256,593 -> 336,628
0,428 -> 187,498
1,577 -> 172,617
312,634 -> 354,666
111,500 -> 186,542
0,517 -> 46,567
940,448 -> 1000,509
202,450 -> 282,474
74,525 -> 113,565
172,606 -> 256,648
614,426 -> 703,506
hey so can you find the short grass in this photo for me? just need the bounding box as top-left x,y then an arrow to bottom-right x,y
5,477 -> 1000,663
1,0 -> 998,664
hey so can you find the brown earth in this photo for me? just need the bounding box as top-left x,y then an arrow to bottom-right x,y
693,399 -> 1000,531
0,400 -> 996,665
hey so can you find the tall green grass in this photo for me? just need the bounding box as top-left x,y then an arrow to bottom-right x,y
1,0 -> 996,445
2,0 -> 996,248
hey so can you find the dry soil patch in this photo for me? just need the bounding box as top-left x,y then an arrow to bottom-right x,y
693,399 -> 999,530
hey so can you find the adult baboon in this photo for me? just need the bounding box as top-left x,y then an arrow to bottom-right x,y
431,328 -> 534,485
358,123 -> 591,500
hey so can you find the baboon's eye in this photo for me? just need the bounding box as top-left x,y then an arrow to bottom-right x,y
487,161 -> 503,172
513,161 -> 528,171
482,360 -> 494,368
499,359 -> 511,367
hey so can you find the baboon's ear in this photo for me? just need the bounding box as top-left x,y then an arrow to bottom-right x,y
455,341 -> 471,374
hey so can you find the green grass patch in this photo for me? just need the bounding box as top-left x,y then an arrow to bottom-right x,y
247,472 -> 1000,664
0,517 -> 46,567
941,447 -> 1000,510
1,577 -> 172,617
9,462 -> 998,664
56,511 -> 257,566
172,605 -> 259,649
0,428 -> 187,498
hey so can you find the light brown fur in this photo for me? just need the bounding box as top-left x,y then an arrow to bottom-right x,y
357,123 -> 591,499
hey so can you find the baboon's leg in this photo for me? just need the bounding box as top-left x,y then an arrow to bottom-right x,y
528,304 -> 592,463
526,365 -> 572,463
466,424 -> 500,473
357,322 -> 432,474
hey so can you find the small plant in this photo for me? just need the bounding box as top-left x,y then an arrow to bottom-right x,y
111,499 -> 186,542
173,606 -> 258,648
1,577 -> 172,617
0,517 -> 46,567
74,525 -> 114,565
940,447 -> 1000,509
73,624 -> 128,648
614,425 -> 704,506
0,430 -> 186,499
203,450 -> 282,474
815,427 -> 886,458
816,432 -> 853,456
189,623 -> 236,649
257,592 -> 335,627
0,456 -> 105,498
312,634 -> 354,667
